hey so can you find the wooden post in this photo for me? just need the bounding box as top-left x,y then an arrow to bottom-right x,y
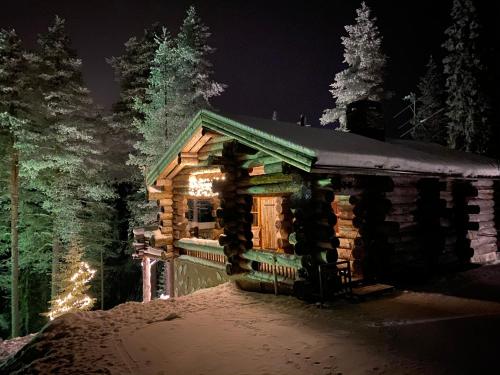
168,259 -> 175,297
142,257 -> 151,303
273,255 -> 278,295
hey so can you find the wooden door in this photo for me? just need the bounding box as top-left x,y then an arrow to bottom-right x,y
260,197 -> 278,250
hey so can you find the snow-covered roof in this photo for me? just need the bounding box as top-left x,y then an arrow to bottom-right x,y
227,114 -> 500,178
147,111 -> 500,185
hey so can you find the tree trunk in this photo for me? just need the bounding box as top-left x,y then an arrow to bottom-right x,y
10,147 -> 20,338
51,237 -> 61,299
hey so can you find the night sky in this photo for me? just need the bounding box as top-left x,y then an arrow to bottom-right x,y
1,0 -> 499,130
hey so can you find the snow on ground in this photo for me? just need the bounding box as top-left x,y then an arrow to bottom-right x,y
3,264 -> 500,374
0,334 -> 35,361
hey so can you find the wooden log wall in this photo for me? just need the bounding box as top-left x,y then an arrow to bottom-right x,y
468,179 -> 498,263
211,196 -> 224,240
451,181 -> 476,263
348,176 -> 394,279
172,179 -> 189,241
415,178 -> 446,273
288,178 -> 339,284
197,135 -> 229,161
275,196 -> 294,253
382,176 -> 422,273
333,195 -> 361,276
495,179 -> 500,258
213,141 -> 254,275
439,179 -> 461,266
148,182 -> 174,252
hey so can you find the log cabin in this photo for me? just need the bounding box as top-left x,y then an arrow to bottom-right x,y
132,103 -> 500,301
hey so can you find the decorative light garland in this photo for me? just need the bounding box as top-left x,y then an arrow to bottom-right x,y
47,261 -> 96,321
188,174 -> 225,197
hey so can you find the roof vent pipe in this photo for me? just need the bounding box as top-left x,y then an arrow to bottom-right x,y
298,114 -> 310,127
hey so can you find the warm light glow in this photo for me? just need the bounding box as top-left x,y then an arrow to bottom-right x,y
47,261 -> 96,321
188,174 -> 225,197
190,168 -> 222,175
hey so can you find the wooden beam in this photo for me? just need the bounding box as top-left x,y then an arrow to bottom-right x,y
155,178 -> 172,187
237,182 -> 301,195
168,163 -> 186,180
238,173 -> 294,187
240,249 -> 302,269
181,127 -> 203,153
190,133 -> 214,153
241,155 -> 280,169
147,185 -> 172,201
174,238 -> 225,255
177,254 -> 226,271
179,152 -> 198,161
204,134 -> 232,145
157,158 -> 178,181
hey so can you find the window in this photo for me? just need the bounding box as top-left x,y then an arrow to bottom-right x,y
187,199 -> 216,239
251,197 -> 259,227
187,199 -> 214,223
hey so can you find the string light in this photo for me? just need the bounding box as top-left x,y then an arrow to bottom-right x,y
188,174 -> 225,197
47,261 -> 96,321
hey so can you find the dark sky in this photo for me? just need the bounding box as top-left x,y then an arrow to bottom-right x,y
1,0 -> 499,130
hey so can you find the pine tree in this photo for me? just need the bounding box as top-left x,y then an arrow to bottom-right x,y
411,56 -> 447,144
320,2 -> 386,131
128,6 -> 225,227
31,16 -> 113,299
107,23 -> 163,131
46,241 -> 96,320
106,23 -> 164,180
442,0 -> 489,153
128,30 -> 176,173
175,6 -> 225,115
130,6 -> 225,170
0,29 -> 37,337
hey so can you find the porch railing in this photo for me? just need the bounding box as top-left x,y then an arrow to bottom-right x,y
174,238 -> 301,282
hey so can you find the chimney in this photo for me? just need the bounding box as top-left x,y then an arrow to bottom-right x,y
346,100 -> 385,141
298,114 -> 310,127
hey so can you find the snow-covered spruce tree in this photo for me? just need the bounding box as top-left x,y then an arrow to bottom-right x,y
46,241 -> 96,320
128,6 -> 225,227
175,6 -> 225,118
411,56 -> 447,144
442,0 -> 490,153
0,29 -> 38,338
130,6 -> 225,171
107,23 -> 164,179
320,2 -> 386,131
108,24 -> 169,248
126,30 -> 175,227
128,29 -> 176,173
108,23 -> 164,130
32,16 -> 113,299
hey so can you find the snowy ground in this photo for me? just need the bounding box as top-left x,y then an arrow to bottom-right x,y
3,264 -> 500,374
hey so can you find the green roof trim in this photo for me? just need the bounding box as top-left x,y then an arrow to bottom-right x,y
146,110 -> 317,186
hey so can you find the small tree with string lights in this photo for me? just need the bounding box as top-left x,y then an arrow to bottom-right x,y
46,242 -> 96,320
